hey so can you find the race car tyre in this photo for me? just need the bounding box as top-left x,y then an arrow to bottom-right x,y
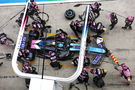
65,9 -> 75,20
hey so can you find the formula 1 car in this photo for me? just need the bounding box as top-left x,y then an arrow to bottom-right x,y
30,35 -> 106,60
31,36 -> 74,60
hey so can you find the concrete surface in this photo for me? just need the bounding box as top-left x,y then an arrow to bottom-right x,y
0,0 -> 135,90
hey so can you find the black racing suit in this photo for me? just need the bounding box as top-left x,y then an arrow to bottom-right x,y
91,3 -> 101,19
79,2 -> 101,20
72,57 -> 90,67
89,20 -> 96,32
49,51 -> 62,70
70,21 -> 82,40
95,22 -> 105,36
16,13 -> 24,26
122,18 -> 134,30
55,29 -> 68,50
32,20 -> 46,37
56,29 -> 68,39
27,2 -> 39,20
90,68 -> 107,80
77,70 -> 89,84
109,14 -> 118,30
23,65 -> 38,88
90,68 -> 106,88
18,49 -> 34,62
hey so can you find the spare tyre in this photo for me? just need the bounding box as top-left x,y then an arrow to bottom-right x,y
65,9 -> 75,20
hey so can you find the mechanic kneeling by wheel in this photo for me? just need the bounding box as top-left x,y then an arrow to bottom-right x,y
55,29 -> 68,41
49,51 -> 62,70
55,29 -> 70,51
72,56 -> 90,67
77,68 -> 89,85
90,68 -> 107,88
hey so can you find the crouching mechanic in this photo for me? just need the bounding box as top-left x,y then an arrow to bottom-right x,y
49,51 -> 62,70
91,2 -> 102,19
90,68 -> 107,78
0,33 -> 9,45
22,61 -> 38,88
95,22 -> 107,36
55,29 -> 69,51
27,0 -> 39,20
77,68 -> 89,85
72,56 -> 90,67
55,29 -> 68,41
90,68 -> 107,88
70,20 -> 82,40
115,63 -> 132,83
